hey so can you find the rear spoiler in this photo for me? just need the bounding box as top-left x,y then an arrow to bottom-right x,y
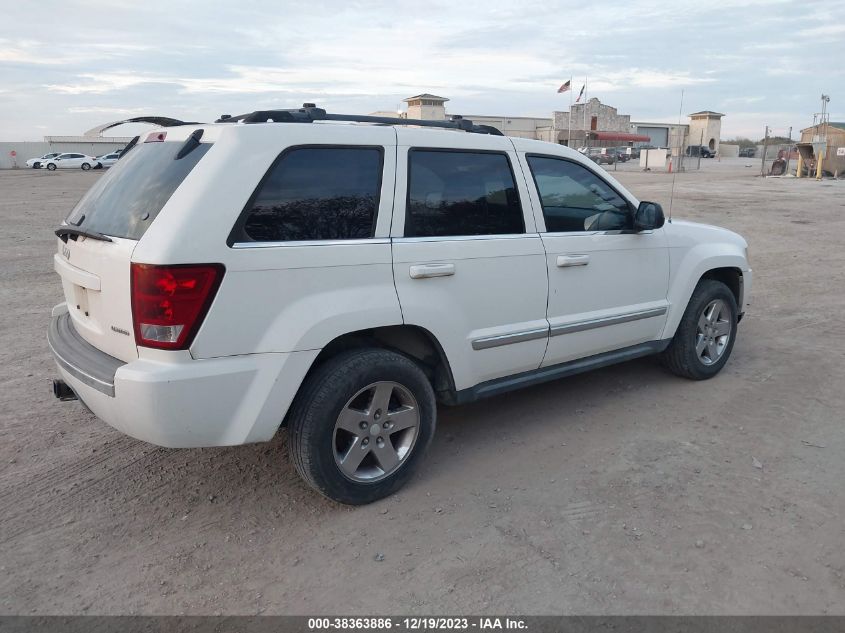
85,116 -> 201,162
84,116 -> 200,137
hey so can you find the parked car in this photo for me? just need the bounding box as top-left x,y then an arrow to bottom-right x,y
685,145 -> 715,158
26,153 -> 61,169
49,108 -> 751,504
586,148 -> 615,164
94,152 -> 122,169
609,147 -> 631,162
738,147 -> 755,158
41,153 -> 99,171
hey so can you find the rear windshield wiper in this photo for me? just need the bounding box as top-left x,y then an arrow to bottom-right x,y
175,129 -> 204,160
118,135 -> 139,160
55,226 -> 113,243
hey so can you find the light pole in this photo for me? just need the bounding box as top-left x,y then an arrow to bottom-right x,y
820,94 -> 830,141
785,126 -> 792,176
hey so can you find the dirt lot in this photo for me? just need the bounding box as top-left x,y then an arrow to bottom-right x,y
1,162 -> 844,615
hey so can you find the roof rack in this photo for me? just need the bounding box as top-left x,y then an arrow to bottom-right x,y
215,104 -> 503,136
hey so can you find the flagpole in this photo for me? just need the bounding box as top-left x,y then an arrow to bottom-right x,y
567,75 -> 572,147
582,76 -> 588,147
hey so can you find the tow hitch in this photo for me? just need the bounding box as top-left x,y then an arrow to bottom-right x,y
52,379 -> 77,401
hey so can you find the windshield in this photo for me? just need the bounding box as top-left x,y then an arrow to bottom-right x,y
66,140 -> 211,240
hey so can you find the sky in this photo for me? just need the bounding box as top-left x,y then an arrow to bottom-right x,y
1,0 -> 842,142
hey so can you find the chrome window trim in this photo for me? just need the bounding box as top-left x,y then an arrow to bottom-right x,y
550,306 -> 667,337
234,234 -> 540,247
232,238 -> 391,249
471,327 -> 550,351
393,233 -> 537,244
540,229 -> 654,237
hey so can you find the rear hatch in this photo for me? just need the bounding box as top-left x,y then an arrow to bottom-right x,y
54,130 -> 212,363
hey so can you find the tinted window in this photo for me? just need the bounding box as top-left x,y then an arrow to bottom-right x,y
405,150 -> 524,237
65,141 -> 212,240
237,147 -> 382,242
527,156 -> 632,232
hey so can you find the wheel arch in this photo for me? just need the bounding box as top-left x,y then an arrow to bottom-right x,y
293,324 -> 457,414
700,267 -> 743,313
662,253 -> 747,340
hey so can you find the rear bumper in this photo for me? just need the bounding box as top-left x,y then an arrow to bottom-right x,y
48,310 -> 124,396
48,306 -> 319,448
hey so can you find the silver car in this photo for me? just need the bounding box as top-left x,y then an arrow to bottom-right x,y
94,151 -> 122,169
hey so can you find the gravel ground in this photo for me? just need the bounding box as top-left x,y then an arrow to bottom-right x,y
1,162 -> 844,615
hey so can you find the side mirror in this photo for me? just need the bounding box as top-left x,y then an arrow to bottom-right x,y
634,201 -> 665,231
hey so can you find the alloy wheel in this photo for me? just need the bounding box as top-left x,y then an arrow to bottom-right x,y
333,381 -> 420,482
696,299 -> 732,365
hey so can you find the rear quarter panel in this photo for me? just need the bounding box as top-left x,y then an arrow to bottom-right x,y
131,124 -> 403,358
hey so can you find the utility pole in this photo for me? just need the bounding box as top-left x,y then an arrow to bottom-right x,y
821,94 -> 830,142
760,125 -> 769,176
820,94 -> 830,177
785,126 -> 793,176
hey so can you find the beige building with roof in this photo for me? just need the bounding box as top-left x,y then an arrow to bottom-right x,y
687,111 -> 725,153
373,94 -> 723,153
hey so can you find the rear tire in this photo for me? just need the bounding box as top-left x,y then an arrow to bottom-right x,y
287,348 -> 436,505
46,163 -> 56,171
661,279 -> 738,380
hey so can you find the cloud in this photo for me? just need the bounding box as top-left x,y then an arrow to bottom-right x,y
68,106 -> 153,115
0,44 -> 96,65
589,70 -> 716,91
797,23 -> 845,38
0,0 -> 837,141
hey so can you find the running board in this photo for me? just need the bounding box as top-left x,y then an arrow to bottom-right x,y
446,340 -> 671,405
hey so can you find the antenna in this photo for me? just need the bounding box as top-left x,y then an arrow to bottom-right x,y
667,89 -> 684,222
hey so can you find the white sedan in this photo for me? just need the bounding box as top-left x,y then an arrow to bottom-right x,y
94,151 -> 121,169
25,153 -> 61,168
41,153 -> 99,171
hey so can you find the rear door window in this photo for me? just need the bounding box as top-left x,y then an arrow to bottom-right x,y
65,140 -> 212,240
405,150 -> 524,237
230,146 -> 383,243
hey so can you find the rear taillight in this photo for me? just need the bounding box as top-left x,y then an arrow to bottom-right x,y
131,263 -> 224,350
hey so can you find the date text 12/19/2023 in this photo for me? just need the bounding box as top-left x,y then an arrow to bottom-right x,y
308,617 -> 528,631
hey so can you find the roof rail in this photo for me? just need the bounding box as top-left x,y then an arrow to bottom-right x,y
215,104 -> 503,136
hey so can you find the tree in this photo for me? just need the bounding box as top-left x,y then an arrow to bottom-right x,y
721,137 -> 756,149
761,136 -> 792,145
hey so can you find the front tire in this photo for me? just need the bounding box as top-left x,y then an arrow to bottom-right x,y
287,348 -> 436,505
661,279 -> 738,380
81,162 -> 91,170
46,163 -> 56,171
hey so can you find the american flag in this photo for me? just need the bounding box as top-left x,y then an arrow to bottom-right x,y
557,80 -> 571,94
575,84 -> 585,103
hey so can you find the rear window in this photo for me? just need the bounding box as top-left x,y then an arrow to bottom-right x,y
65,140 -> 212,240
230,146 -> 383,244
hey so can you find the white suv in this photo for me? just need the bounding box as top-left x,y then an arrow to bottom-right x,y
49,106 -> 751,504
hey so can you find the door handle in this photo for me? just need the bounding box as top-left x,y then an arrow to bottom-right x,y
409,263 -> 455,279
556,254 -> 590,267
